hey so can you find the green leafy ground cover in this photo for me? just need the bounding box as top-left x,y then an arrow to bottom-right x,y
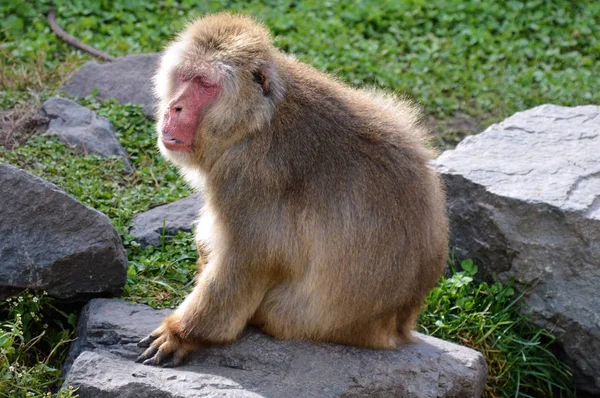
2,0 -> 597,396
2,0 -> 599,141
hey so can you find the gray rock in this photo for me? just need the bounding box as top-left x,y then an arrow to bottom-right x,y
59,53 -> 160,118
0,164 -> 127,299
63,298 -> 487,398
434,104 -> 600,394
130,194 -> 203,247
43,97 -> 132,173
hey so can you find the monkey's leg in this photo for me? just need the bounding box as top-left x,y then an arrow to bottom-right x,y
136,255 -> 270,367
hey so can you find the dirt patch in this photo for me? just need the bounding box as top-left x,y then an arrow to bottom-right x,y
0,46 -> 84,150
0,103 -> 48,150
427,112 -> 490,149
0,47 -> 83,92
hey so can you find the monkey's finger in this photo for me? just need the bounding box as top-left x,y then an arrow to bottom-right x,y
143,350 -> 170,366
162,346 -> 190,368
136,334 -> 168,363
137,334 -> 157,348
145,339 -> 178,366
135,345 -> 158,363
138,325 -> 167,348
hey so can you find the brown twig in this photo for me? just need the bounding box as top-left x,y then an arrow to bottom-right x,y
47,8 -> 115,62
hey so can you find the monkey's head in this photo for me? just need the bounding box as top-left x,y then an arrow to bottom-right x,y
154,13 -> 285,169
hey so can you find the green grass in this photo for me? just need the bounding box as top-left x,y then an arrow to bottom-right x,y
420,259 -> 574,397
0,292 -> 78,398
1,0 -> 595,396
2,0 -> 599,142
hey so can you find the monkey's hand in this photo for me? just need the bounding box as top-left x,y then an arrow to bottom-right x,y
136,250 -> 268,367
136,315 -> 198,367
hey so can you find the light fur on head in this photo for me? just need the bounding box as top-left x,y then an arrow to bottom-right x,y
154,13 -> 285,174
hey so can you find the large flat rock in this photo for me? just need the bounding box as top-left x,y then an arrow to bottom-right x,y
434,104 -> 600,394
0,164 -> 127,299
59,54 -> 159,118
63,299 -> 487,398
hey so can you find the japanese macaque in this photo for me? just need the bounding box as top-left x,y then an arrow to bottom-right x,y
137,12 -> 448,367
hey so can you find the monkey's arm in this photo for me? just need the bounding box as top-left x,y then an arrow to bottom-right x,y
136,252 -> 271,367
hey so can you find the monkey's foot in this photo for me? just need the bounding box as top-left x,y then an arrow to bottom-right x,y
136,323 -> 197,367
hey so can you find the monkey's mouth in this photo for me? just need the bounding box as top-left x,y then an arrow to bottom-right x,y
161,134 -> 194,152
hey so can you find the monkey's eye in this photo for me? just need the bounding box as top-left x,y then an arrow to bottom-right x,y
252,71 -> 265,86
252,71 -> 270,96
193,77 -> 215,89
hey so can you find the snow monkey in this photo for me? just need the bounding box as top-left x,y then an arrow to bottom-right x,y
137,12 -> 448,367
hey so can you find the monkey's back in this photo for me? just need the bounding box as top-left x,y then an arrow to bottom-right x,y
235,56 -> 449,347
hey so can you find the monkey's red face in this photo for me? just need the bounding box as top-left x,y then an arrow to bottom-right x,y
160,73 -> 221,152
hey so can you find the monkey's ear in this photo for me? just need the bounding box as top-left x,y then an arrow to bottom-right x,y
252,70 -> 270,96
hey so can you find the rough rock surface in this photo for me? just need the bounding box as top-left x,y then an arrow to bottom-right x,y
130,194 -> 203,247
43,97 -> 132,172
0,164 -> 127,299
59,54 -> 159,118
434,104 -> 600,394
63,299 -> 487,398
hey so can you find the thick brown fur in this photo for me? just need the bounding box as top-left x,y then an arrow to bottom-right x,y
137,12 -> 449,367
